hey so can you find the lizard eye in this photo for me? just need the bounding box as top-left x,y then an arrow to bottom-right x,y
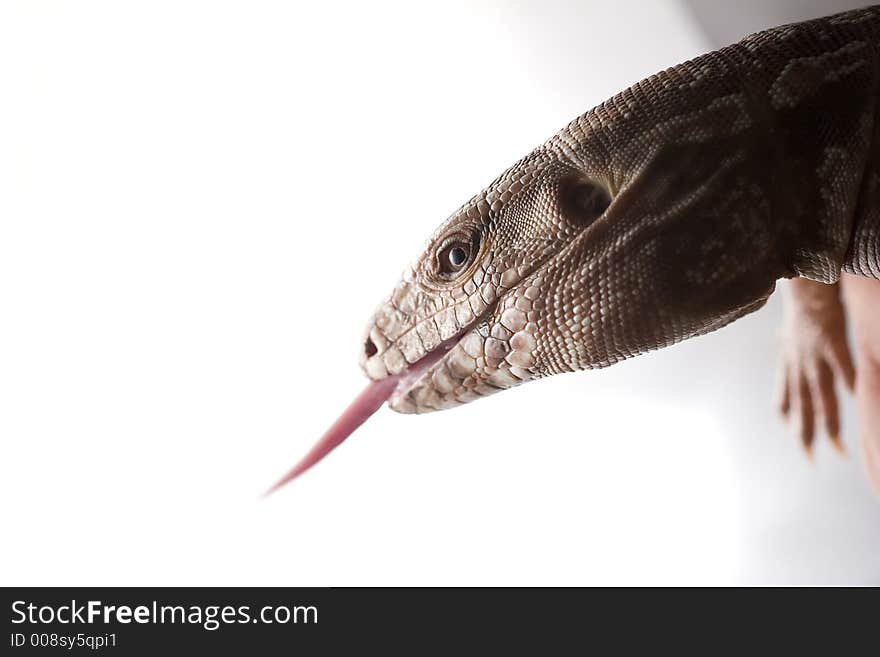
437,237 -> 477,277
448,246 -> 468,267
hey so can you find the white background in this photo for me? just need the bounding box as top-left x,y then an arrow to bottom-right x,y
1,0 -> 878,585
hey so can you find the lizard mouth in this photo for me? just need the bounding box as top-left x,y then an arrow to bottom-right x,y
386,334 -> 464,407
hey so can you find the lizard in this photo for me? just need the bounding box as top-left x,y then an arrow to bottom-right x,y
268,5 -> 880,491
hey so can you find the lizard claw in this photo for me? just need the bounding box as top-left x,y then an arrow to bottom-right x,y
828,433 -> 846,456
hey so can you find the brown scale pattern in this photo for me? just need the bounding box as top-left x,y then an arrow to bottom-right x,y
361,6 -> 880,413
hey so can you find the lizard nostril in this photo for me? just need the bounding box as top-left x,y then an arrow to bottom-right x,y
364,337 -> 378,358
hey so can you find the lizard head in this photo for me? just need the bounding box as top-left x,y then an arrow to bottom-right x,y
360,147 -> 617,413
268,145 -> 617,491
362,102 -> 781,414
268,146 -> 611,491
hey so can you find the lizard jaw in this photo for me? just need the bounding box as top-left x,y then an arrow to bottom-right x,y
387,335 -> 462,406
385,309 -> 536,414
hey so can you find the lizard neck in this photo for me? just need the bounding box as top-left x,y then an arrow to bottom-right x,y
550,6 -> 880,285
755,21 -> 880,284
710,8 -> 880,283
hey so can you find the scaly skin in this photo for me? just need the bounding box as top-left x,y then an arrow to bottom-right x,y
361,7 -> 880,414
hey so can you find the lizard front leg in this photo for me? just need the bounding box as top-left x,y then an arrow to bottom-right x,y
776,279 -> 854,457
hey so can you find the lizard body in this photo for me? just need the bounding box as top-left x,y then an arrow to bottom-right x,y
360,6 -> 880,414
268,6 -> 880,491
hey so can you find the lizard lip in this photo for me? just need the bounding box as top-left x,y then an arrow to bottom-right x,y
383,299 -> 500,406
387,335 -> 461,404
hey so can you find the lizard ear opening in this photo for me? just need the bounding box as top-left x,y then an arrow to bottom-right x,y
560,176 -> 611,227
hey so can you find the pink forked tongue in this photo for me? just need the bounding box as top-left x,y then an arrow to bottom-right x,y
264,338 -> 456,497
263,376 -> 398,496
